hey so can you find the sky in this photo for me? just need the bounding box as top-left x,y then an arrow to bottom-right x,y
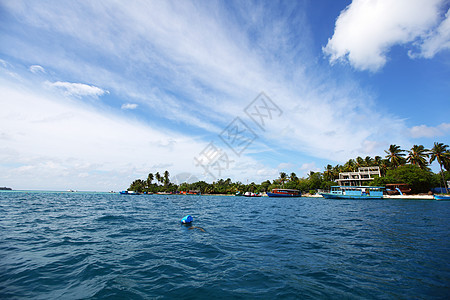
1,0 -> 449,191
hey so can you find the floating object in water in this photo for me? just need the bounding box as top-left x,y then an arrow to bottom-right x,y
181,215 -> 193,224
188,226 -> 205,232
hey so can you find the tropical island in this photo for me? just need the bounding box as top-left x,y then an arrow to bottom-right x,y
126,142 -> 450,196
0,187 -> 12,190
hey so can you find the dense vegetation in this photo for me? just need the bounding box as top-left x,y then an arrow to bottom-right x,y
127,142 -> 450,194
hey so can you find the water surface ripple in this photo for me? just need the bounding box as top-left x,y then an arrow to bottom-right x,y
0,192 -> 449,299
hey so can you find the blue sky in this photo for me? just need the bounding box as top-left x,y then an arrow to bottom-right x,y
1,0 -> 449,191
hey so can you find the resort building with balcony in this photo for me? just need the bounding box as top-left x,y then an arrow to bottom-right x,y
336,167 -> 381,186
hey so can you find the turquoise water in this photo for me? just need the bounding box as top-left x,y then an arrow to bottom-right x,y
1,192 -> 449,299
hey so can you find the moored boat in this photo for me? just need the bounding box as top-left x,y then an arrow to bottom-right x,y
244,192 -> 262,197
266,189 -> 301,197
320,186 -> 384,199
119,190 -> 140,195
434,194 -> 450,200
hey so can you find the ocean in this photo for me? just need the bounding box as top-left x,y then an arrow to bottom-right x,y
1,191 -> 449,299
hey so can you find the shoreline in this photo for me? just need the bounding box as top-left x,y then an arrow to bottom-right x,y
303,194 -> 436,200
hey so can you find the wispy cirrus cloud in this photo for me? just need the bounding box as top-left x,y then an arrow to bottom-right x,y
417,8 -> 450,58
47,81 -> 107,98
29,64 -> 45,74
1,0 -> 435,190
121,103 -> 138,110
1,1 -> 407,158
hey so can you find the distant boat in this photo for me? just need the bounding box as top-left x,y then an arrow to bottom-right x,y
186,190 -> 201,195
321,186 -> 384,199
119,191 -> 140,195
244,192 -> 262,197
266,189 -> 301,197
434,195 -> 450,200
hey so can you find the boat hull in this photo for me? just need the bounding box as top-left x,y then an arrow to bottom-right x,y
320,193 -> 383,200
266,192 -> 301,198
120,191 -> 140,195
434,195 -> 450,200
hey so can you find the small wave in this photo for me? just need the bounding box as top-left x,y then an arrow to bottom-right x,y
95,215 -> 135,223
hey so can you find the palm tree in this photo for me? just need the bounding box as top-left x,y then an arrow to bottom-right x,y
430,142 -> 450,192
279,172 -> 287,188
163,170 -> 170,187
146,173 -> 154,189
364,156 -> 374,167
323,164 -> 333,181
290,172 -> 298,182
445,155 -> 450,172
332,165 -> 342,179
385,144 -> 405,168
378,159 -> 390,176
407,145 -> 429,169
356,156 -> 364,169
344,159 -> 356,172
155,172 -> 161,186
374,156 -> 382,167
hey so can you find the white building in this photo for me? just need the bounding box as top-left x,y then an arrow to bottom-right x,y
336,167 -> 381,186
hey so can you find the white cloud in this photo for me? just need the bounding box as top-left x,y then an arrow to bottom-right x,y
418,8 -> 450,58
121,103 -> 138,110
323,0 -> 445,71
277,162 -> 295,170
0,81 -> 200,190
29,65 -> 45,74
0,77 -> 275,190
409,123 -> 450,138
48,81 -> 107,98
0,1 -> 420,189
300,162 -> 318,171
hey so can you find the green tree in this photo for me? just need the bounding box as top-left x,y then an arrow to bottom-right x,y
290,172 -> 298,182
146,173 -> 154,189
344,159 -> 356,172
430,142 -> 450,192
374,156 -> 382,166
155,172 -> 161,186
323,164 -> 334,181
163,170 -> 170,187
364,156 -> 374,167
260,180 -> 271,192
379,159 -> 390,176
356,156 -> 364,169
307,172 -> 323,191
385,144 -> 406,168
279,172 -> 287,188
372,164 -> 434,194
332,165 -> 342,179
407,145 -> 429,169
129,179 -> 145,193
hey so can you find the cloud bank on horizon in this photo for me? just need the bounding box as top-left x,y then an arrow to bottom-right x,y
0,0 -> 449,190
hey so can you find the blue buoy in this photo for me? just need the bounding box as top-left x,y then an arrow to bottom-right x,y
181,215 -> 193,224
